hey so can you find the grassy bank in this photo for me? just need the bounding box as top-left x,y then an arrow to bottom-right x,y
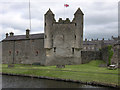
2,60 -> 119,86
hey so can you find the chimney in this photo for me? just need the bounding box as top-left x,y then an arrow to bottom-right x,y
9,32 -> 14,36
6,33 -> 8,38
112,36 -> 113,39
26,29 -> 30,38
102,38 -> 104,40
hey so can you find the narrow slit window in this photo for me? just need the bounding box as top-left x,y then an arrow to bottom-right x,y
45,22 -> 46,26
75,35 -> 76,40
72,48 -> 74,54
75,23 -> 77,26
36,51 -> 38,56
16,51 -> 19,55
54,47 -> 56,52
9,51 -> 11,56
44,35 -> 47,38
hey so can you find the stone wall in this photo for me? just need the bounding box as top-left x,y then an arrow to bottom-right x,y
45,23 -> 82,65
100,47 -> 109,65
111,44 -> 120,65
81,51 -> 101,64
2,39 -> 46,65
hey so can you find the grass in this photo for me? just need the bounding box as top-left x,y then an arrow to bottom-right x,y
2,60 -> 119,86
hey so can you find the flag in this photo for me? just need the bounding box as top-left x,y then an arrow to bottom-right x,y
64,4 -> 69,7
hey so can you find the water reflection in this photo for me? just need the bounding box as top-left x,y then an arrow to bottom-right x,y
2,75 -> 102,88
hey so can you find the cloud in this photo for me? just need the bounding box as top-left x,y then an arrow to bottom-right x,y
0,0 -> 118,41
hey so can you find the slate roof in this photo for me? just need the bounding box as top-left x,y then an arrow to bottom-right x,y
83,40 -> 117,45
103,40 -> 117,45
2,33 -> 44,41
83,41 -> 97,45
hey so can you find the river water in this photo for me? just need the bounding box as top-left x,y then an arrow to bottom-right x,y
2,75 -> 105,88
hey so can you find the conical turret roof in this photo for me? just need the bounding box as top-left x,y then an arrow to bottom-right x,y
45,8 -> 54,15
74,8 -> 84,15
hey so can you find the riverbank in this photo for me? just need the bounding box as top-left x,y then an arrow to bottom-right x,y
1,72 -> 119,88
1,60 -> 119,88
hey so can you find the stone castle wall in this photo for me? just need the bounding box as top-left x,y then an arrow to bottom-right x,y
2,39 -> 46,65
81,51 -> 101,64
100,47 -> 109,65
111,44 -> 120,65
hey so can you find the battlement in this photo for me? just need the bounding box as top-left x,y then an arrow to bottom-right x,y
45,8 -> 83,25
55,18 -> 75,24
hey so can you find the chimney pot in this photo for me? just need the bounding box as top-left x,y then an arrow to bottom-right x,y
6,33 -> 8,38
9,32 -> 14,36
102,38 -> 104,40
26,29 -> 30,38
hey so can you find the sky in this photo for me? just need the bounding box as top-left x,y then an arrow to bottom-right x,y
0,0 -> 119,41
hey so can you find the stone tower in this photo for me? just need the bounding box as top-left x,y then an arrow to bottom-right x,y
73,8 -> 84,49
44,8 -> 84,65
44,9 -> 55,48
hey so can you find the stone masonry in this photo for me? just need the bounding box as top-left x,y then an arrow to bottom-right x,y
2,8 -> 84,66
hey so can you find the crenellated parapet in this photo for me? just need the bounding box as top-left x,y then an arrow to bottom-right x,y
55,18 -> 74,24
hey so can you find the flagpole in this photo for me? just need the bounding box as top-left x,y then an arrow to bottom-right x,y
64,6 -> 65,19
29,0 -> 31,30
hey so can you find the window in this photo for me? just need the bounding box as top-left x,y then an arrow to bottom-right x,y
54,47 -> 56,52
45,22 -> 46,26
75,23 -> 77,26
36,51 -> 38,56
75,35 -> 76,40
9,51 -> 11,56
16,51 -> 19,55
72,48 -> 74,54
44,35 -> 47,38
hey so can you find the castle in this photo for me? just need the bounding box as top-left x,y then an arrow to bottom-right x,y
2,8 -> 84,65
1,8 -> 120,66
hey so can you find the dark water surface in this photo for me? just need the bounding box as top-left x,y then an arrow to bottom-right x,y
2,75 -> 105,88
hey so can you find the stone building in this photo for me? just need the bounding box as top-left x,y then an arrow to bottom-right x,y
82,37 -> 117,51
2,8 -> 84,65
2,31 -> 45,65
111,37 -> 120,65
83,38 -> 103,51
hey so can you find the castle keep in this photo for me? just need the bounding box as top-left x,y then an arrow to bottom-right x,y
44,8 -> 83,65
2,8 -> 84,65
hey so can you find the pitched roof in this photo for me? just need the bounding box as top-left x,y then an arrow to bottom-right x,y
83,41 -> 97,45
2,33 -> 44,41
45,8 -> 54,15
74,8 -> 84,15
103,40 -> 116,45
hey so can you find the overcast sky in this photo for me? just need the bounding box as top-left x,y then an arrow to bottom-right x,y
0,0 -> 119,41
